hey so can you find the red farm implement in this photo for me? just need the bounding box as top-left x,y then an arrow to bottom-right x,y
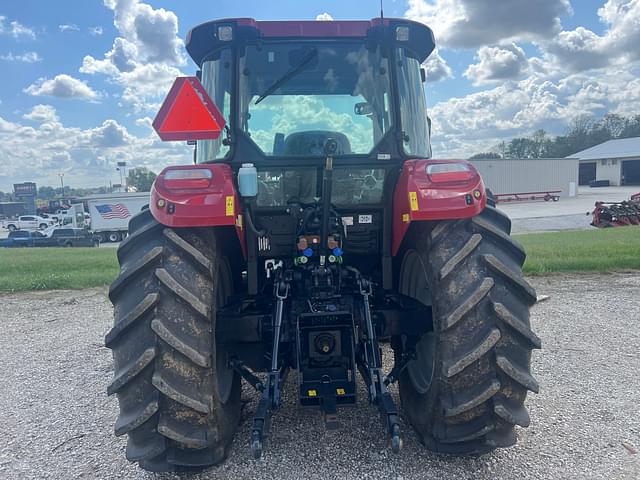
494,191 -> 561,203
590,193 -> 640,227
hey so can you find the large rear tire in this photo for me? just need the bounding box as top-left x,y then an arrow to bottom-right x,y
396,205 -> 540,454
106,209 -> 241,472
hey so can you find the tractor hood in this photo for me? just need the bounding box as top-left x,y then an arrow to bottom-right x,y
186,17 -> 435,66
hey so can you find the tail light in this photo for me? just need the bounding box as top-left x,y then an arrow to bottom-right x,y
163,168 -> 213,190
426,162 -> 474,183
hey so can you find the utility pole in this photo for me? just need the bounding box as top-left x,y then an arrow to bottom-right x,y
58,173 -> 65,196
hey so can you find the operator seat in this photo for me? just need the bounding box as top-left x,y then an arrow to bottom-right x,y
282,131 -> 351,156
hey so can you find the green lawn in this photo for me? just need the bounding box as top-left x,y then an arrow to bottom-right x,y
0,247 -> 118,293
0,226 -> 638,292
517,226 -> 640,275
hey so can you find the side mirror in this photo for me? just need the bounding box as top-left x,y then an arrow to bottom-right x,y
420,67 -> 426,83
354,102 -> 373,116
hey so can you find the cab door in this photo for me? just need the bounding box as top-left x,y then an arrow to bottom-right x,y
20,216 -> 36,229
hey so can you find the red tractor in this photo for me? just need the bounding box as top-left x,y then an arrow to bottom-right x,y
105,17 -> 540,472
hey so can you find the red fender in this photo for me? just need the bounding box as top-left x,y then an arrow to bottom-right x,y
150,163 -> 246,257
392,159 -> 487,256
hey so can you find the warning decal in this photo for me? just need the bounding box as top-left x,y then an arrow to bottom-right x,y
409,191 -> 419,211
225,196 -> 234,216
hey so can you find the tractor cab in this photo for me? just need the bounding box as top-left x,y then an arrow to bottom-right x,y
189,18 -> 434,168
152,19 -> 443,293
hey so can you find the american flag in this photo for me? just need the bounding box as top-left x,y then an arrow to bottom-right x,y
95,203 -> 131,219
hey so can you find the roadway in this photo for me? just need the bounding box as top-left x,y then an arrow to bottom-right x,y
1,186 -> 637,240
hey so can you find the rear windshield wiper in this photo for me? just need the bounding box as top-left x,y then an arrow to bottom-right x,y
254,48 -> 318,105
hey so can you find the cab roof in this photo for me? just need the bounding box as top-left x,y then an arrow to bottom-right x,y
186,17 -> 435,66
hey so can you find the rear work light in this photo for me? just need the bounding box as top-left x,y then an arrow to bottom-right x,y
426,162 -> 474,183
164,168 -> 213,189
217,25 -> 233,41
396,26 -> 410,41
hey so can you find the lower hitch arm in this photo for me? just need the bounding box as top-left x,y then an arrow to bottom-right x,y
358,277 -> 403,453
250,280 -> 289,460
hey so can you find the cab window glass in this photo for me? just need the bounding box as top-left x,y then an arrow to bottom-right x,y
197,48 -> 233,162
396,48 -> 431,157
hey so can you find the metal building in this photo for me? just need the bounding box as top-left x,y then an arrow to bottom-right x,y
469,158 -> 579,198
572,137 -> 640,186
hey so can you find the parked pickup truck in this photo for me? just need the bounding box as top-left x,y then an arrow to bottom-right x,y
0,230 -> 48,247
39,228 -> 100,247
1,215 -> 56,231
0,228 -> 99,248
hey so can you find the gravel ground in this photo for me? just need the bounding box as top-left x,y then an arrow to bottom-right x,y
0,274 -> 639,480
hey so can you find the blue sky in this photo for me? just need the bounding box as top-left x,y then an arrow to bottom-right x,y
1,0 -> 639,191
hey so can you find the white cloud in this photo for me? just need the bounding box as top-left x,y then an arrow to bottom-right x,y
117,63 -> 182,107
102,0 -> 184,65
24,74 -> 101,101
429,62 -> 640,157
135,117 -> 153,129
23,105 -> 59,123
80,0 -> 186,112
404,0 -> 640,157
543,0 -> 640,73
59,24 -> 80,33
316,13 -> 334,21
0,107 -> 191,190
89,26 -> 104,36
405,0 -> 571,48
423,49 -> 453,82
89,119 -> 132,147
464,43 -> 530,85
0,15 -> 37,39
0,51 -> 42,63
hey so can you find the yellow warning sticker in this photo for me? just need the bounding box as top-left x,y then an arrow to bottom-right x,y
225,195 -> 234,216
336,388 -> 345,395
402,213 -> 410,223
308,389 -> 317,397
409,191 -> 419,211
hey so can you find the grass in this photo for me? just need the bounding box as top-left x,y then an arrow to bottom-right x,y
517,226 -> 640,275
0,247 -> 118,293
0,226 -> 638,292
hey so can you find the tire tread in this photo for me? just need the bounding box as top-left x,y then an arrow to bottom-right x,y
397,206 -> 539,454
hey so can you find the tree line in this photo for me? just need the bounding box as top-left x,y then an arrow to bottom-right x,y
0,167 -> 157,202
469,114 -> 640,160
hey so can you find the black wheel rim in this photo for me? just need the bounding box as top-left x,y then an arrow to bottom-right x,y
400,249 -> 436,394
215,345 -> 234,403
214,259 -> 234,404
407,332 -> 435,394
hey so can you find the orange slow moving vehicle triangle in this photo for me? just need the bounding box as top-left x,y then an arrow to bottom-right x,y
153,77 -> 226,141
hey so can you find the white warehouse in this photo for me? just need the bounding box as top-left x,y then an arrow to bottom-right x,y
572,137 -> 640,186
469,157 -> 579,198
